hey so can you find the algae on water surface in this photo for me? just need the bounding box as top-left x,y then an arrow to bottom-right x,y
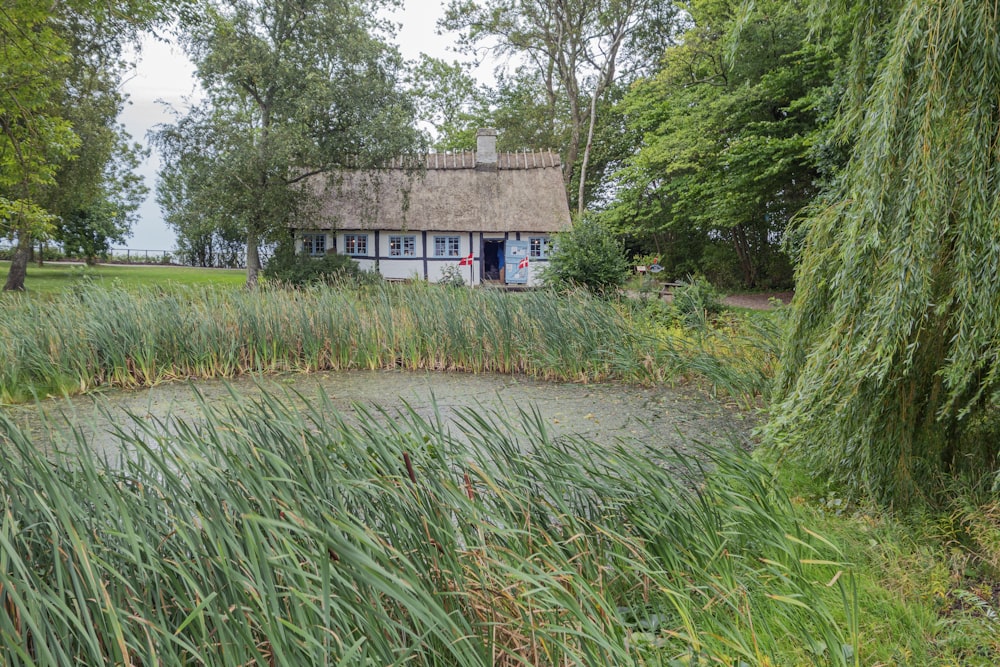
6,370 -> 749,461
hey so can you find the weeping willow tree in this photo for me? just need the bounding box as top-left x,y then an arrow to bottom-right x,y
766,0 -> 1000,506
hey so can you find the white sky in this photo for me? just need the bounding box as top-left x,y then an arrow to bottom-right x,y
119,0 -> 470,251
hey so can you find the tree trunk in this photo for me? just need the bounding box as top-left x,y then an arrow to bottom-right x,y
564,121 -> 581,197
561,70 -> 583,199
4,234 -> 31,291
577,86 -> 601,216
577,31 -> 623,216
245,233 -> 261,289
730,224 -> 757,288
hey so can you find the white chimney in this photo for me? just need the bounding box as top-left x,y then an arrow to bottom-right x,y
475,128 -> 498,171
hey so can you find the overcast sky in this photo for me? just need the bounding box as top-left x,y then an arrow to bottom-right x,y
119,0 -> 465,251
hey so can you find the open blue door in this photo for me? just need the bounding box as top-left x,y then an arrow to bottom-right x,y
505,240 -> 529,284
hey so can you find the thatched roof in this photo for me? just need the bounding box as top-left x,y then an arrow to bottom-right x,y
298,149 -> 572,233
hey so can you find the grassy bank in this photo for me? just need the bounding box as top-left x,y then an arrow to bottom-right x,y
791,494 -> 1000,665
0,390 -> 855,665
0,261 -> 246,295
0,282 -> 776,404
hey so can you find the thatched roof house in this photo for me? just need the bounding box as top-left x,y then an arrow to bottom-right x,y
291,129 -> 571,285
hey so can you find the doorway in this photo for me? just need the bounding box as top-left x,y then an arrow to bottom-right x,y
483,239 -> 504,282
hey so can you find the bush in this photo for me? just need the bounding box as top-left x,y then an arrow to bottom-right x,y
671,275 -> 723,326
438,264 -> 466,287
541,215 -> 630,294
263,243 -> 363,286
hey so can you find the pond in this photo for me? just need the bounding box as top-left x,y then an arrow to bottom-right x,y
4,370 -> 750,460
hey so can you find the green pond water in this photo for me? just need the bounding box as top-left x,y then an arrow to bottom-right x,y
4,370 -> 749,460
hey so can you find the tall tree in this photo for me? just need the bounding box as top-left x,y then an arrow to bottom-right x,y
155,103 -> 257,268
157,0 -> 422,287
1,2 -> 79,290
442,0 -> 678,212
766,0 -> 1000,505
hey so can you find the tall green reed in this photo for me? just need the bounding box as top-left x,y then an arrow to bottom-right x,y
0,282 -> 774,405
0,387 -> 855,665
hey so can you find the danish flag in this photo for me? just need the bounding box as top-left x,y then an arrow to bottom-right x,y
518,256 -> 529,270
458,252 -> 473,266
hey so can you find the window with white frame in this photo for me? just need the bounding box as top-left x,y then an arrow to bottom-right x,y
302,233 -> 326,256
343,234 -> 368,256
529,236 -> 550,259
433,235 -> 461,257
389,235 -> 416,257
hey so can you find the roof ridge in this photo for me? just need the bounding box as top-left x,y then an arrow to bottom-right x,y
420,148 -> 561,170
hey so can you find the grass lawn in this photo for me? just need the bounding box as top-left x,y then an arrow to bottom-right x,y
0,261 -> 247,296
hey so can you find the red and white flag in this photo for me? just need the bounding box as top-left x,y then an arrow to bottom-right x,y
458,252 -> 473,266
518,256 -> 529,270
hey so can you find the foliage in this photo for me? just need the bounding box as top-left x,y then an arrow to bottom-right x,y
602,0 -> 843,288
155,0 -> 423,288
437,263 -> 466,287
0,389 -> 856,664
442,0 -> 679,210
169,210 -> 246,268
0,0 -> 179,290
406,55 -> 491,151
56,200 -> 137,265
624,275 -> 724,329
0,247 -> 65,263
765,0 -> 1000,506
0,2 -> 80,290
262,243 -> 363,286
420,65 -> 575,156
671,275 -> 724,326
542,215 -> 630,294
42,9 -> 151,265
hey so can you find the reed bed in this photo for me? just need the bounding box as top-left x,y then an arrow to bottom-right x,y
0,389 -> 855,665
0,283 -> 774,405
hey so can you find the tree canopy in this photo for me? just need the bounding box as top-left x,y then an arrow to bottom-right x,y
600,0 -> 842,287
1,2 -> 80,289
1,0 -> 178,289
44,11 -> 152,264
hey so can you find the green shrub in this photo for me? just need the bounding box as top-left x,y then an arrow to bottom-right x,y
263,243 -> 363,285
630,296 -> 682,329
0,245 -> 66,262
541,215 -> 630,294
672,275 -> 723,326
437,264 -> 466,287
